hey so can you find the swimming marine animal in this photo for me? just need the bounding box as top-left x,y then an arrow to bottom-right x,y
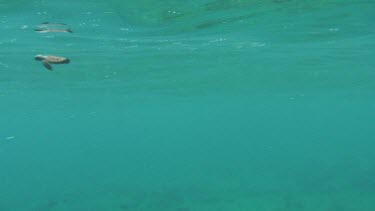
35,22 -> 72,33
35,28 -> 72,33
34,55 -> 70,71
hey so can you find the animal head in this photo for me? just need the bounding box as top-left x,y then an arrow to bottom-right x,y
34,55 -> 45,61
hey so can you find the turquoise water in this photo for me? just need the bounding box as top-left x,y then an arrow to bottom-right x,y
1,0 -> 375,210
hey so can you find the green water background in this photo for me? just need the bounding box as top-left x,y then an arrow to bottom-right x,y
1,0 -> 375,210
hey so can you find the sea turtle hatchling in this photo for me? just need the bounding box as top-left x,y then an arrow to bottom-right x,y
35,22 -> 72,33
35,28 -> 72,33
34,54 -> 70,71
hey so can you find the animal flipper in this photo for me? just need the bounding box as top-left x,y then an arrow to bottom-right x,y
42,60 -> 53,71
